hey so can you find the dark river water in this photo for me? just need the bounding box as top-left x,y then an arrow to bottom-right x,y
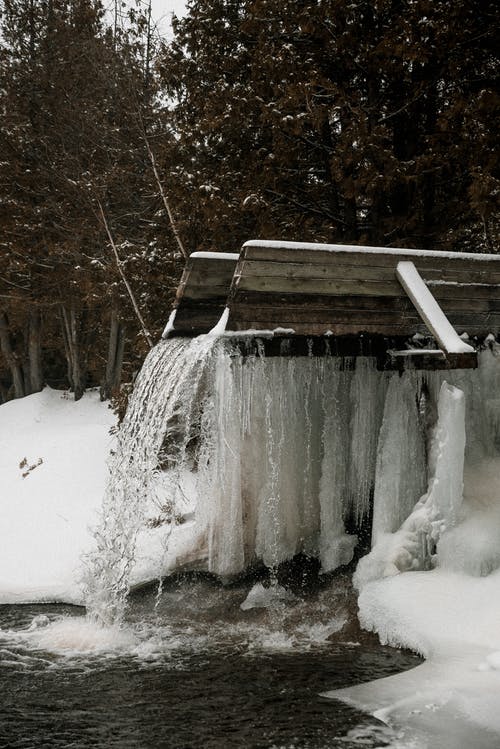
0,574 -> 420,749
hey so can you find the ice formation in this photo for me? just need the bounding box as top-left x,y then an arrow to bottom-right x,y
85,331 -> 500,626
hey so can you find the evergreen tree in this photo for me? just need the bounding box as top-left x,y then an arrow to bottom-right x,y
159,0 -> 499,251
0,0 -> 182,400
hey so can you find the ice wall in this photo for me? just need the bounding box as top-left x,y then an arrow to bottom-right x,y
86,334 -> 500,624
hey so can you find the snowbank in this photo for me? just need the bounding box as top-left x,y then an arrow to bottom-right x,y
0,388 -> 115,604
0,388 -> 177,605
326,456 -> 500,748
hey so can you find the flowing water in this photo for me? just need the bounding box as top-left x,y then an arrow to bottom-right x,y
0,575 -> 421,749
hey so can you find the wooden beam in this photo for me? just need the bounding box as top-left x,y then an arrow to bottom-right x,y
396,261 -> 475,355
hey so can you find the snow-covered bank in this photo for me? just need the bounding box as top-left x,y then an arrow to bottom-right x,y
326,456 -> 500,747
0,388 -> 114,604
0,388 -> 178,605
327,568 -> 500,748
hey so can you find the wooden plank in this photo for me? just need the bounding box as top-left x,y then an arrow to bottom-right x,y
230,290 -> 500,314
237,259 -> 500,286
233,275 -> 500,307
230,290 -> 413,310
174,298 -> 229,314
234,274 -> 403,296
396,261 -> 475,354
242,243 -> 500,273
226,318 -> 428,336
228,306 -> 500,332
176,285 -> 234,301
227,307 -> 500,332
180,267 -> 239,284
172,254 -> 238,333
227,306 -> 422,325
431,285 -> 500,303
387,351 -> 478,370
184,257 -> 239,272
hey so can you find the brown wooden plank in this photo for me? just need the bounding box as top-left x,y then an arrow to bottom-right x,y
234,275 -> 404,296
227,306 -> 422,325
242,244 -> 500,274
226,319 -> 428,336
230,290 -> 500,314
431,285 -> 500,302
237,259 -> 500,285
176,285 -> 233,301
180,268 -> 239,285
228,310 -> 500,333
230,290 -> 412,309
184,257 -> 239,272
232,275 -> 500,302
228,302 -> 500,327
174,302 -> 227,319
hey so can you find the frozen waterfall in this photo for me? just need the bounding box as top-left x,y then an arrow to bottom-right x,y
84,335 -> 500,626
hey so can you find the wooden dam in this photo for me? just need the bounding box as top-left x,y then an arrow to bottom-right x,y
166,240 -> 500,369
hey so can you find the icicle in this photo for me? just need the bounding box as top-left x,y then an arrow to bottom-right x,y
426,382 -> 466,529
319,359 -> 357,572
371,372 -> 427,545
355,380 -> 467,589
205,348 -> 246,577
348,358 -> 387,524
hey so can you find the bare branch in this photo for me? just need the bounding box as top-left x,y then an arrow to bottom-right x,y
141,129 -> 189,260
97,200 -> 154,349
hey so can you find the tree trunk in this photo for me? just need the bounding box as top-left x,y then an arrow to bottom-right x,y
0,311 -> 25,399
101,309 -> 126,401
60,305 -> 85,400
28,307 -> 44,393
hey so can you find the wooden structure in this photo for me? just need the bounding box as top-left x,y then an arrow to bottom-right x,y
168,241 -> 500,369
168,251 -> 239,336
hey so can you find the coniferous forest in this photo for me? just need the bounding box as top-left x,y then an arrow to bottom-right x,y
0,0 -> 498,402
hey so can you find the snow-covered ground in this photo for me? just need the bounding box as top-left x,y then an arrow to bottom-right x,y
0,388 -> 115,604
0,388 -> 178,605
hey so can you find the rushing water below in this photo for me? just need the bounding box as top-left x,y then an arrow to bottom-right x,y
0,575 -> 420,749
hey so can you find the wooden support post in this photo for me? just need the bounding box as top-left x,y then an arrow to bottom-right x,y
395,261 -> 475,360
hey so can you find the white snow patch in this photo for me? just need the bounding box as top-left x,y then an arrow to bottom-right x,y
0,388 -> 178,605
190,251 -> 239,260
243,239 -> 500,262
161,308 -> 177,338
